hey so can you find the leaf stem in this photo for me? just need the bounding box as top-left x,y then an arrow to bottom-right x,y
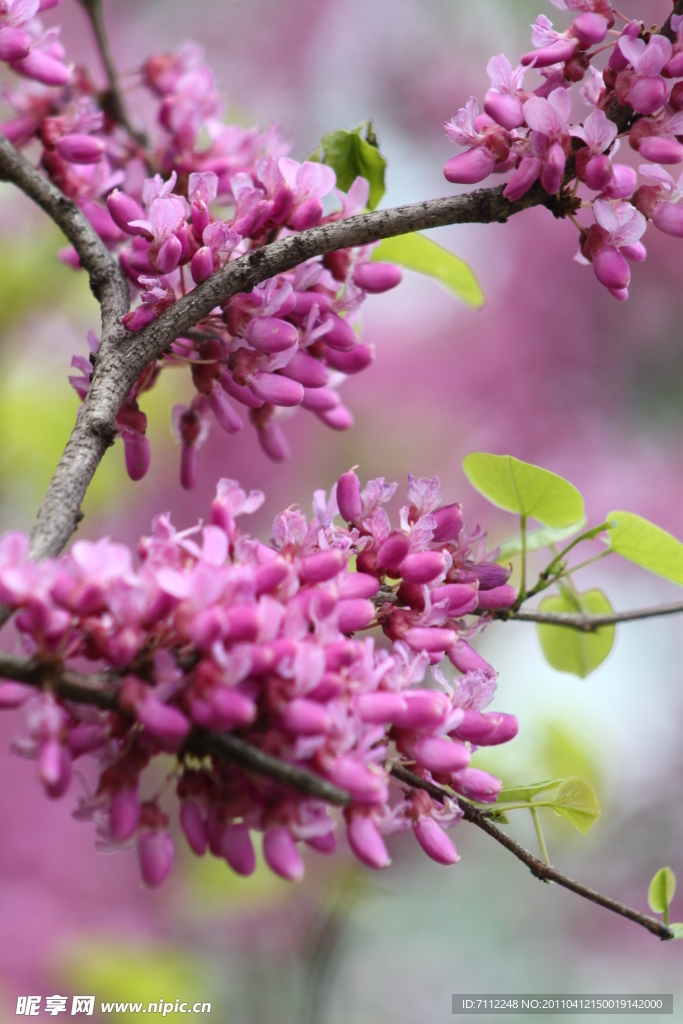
530,806 -> 551,870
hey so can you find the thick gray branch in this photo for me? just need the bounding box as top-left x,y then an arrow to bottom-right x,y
28,180 -> 570,561
0,132 -> 130,569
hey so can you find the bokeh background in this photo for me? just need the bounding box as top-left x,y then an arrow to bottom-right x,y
1,0 -> 683,1020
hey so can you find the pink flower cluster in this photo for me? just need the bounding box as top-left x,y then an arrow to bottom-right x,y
0,472 -> 517,887
0,0 -> 69,90
444,2 -> 683,300
1,33 -> 401,485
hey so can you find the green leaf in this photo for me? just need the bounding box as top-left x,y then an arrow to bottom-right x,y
536,588 -> 615,678
320,124 -> 386,209
496,520 -> 587,562
463,453 -> 584,528
371,234 -> 485,309
607,511 -> 683,585
670,923 -> 683,939
548,777 -> 600,835
497,779 -> 564,803
648,867 -> 677,915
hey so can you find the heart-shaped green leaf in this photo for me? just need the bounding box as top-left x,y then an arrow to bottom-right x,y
648,867 -> 677,915
463,454 -> 584,528
319,125 -> 386,210
607,511 -> 683,585
548,777 -> 600,835
371,234 -> 484,309
537,588 -> 615,679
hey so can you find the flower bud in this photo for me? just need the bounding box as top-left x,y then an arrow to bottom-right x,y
208,384 -> 243,435
413,817 -> 459,865
392,689 -> 449,729
336,598 -> 375,633
210,686 -> 257,728
629,76 -> 668,116
503,155 -> 542,202
279,349 -> 329,387
155,234 -> 182,275
584,154 -> 613,193
137,695 -> 191,751
431,502 -> 463,543
38,739 -> 71,798
301,386 -> 340,412
0,681 -> 34,708
290,196 -> 323,231
451,767 -> 502,803
321,312 -> 357,351
123,429 -> 151,482
0,26 -> 31,63
404,736 -> 470,774
322,343 -> 373,374
653,201 -> 683,237
593,245 -> 630,290
55,133 -> 106,165
444,146 -> 497,184
263,827 -> 304,881
282,697 -> 333,735
521,39 -> 578,68
376,532 -> 411,573
450,709 -> 498,744
245,316 -> 299,354
352,262 -> 403,293
110,788 -> 141,841
107,190 -> 149,235
476,584 -> 517,610
137,829 -> 174,887
484,712 -> 519,745
328,757 -> 388,804
403,626 -> 457,653
191,245 -> 214,283
248,371 -> 303,407
336,469 -> 363,525
12,50 -> 72,86
572,12 -> 608,46
220,822 -> 256,876
448,640 -> 495,676
346,813 -> 391,869
338,573 -> 379,599
219,367 -> 263,408
541,141 -> 566,196
306,831 -> 336,854
484,89 -> 525,131
357,691 -> 408,723
180,445 -> 198,490
256,420 -> 290,462
637,137 -> 683,164
399,551 -> 447,585
621,241 -> 646,263
180,800 -> 208,856
299,549 -> 345,583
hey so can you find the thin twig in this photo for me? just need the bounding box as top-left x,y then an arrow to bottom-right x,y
390,765 -> 674,941
74,0 -> 148,146
0,652 -> 673,938
491,600 -> 683,631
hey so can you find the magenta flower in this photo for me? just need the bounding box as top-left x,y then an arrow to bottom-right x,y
634,163 -> 683,237
571,109 -> 618,191
484,55 -> 528,131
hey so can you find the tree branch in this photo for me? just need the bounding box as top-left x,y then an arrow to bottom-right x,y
488,600 -> 683,631
1,650 -> 673,938
25,180 -> 576,562
0,652 -> 352,804
74,0 -> 148,147
390,765 -> 675,942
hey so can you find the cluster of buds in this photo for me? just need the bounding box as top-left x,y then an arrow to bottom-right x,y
0,472 -> 517,886
1,29 -> 401,484
0,0 -> 70,90
444,1 -> 683,300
